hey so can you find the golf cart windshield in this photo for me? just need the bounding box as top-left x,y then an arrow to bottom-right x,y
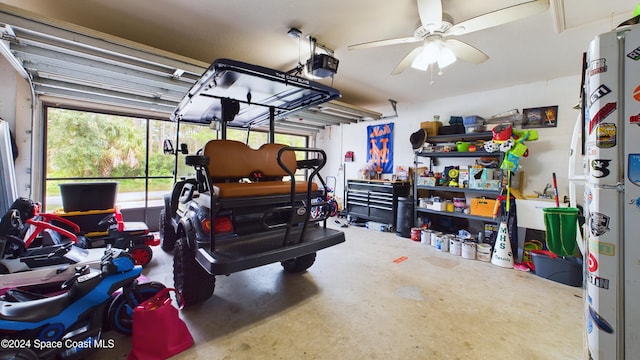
171,58 -> 341,129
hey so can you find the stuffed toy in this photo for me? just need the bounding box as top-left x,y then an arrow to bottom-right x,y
481,123 -> 538,171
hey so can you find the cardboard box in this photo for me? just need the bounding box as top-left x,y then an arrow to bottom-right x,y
418,176 -> 436,186
470,179 -> 501,191
470,198 -> 498,217
420,121 -> 442,136
458,167 -> 469,188
483,223 -> 499,246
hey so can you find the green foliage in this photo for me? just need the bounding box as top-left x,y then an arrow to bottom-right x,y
45,107 -> 310,207
148,153 -> 175,177
47,109 -> 148,178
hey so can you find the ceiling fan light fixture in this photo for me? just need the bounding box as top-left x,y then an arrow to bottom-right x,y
410,54 -> 429,71
411,40 -> 440,70
348,0 -> 550,75
411,38 -> 456,71
437,45 -> 457,69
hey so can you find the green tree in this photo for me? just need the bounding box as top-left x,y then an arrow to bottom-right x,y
47,109 -> 147,178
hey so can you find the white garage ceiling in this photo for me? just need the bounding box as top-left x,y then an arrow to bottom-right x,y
0,0 -> 636,112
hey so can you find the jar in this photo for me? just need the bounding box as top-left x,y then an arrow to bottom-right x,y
446,201 -> 454,212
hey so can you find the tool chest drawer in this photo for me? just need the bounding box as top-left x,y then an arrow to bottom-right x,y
346,179 -> 410,228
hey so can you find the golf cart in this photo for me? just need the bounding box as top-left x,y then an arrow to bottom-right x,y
160,59 -> 346,305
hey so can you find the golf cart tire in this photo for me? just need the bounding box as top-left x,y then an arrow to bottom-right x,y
159,209 -> 176,251
281,252 -> 317,273
173,237 -> 215,306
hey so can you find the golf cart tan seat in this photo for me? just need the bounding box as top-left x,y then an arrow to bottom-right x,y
204,139 -> 318,199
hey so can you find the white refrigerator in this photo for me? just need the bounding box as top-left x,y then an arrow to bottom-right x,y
582,23 -> 640,359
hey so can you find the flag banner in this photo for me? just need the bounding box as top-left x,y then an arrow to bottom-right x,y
367,123 -> 394,174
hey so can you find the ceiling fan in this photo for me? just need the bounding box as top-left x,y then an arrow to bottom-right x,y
348,0 -> 550,74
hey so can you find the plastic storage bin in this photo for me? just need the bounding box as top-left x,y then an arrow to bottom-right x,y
59,182 -> 118,212
53,208 -> 114,234
438,124 -> 465,135
462,115 -> 485,125
464,124 -> 486,134
530,250 -> 583,287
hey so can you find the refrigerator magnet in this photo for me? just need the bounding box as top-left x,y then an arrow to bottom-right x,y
628,154 -> 640,186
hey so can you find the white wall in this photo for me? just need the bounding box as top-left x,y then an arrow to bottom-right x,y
318,74 -> 584,208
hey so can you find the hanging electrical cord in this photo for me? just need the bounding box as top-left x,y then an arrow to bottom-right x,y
308,35 -> 316,77
286,27 -> 304,75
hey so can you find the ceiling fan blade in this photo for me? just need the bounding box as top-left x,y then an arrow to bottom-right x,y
391,46 -> 423,75
348,36 -> 420,50
443,39 -> 489,64
451,0 -> 550,36
417,0 -> 443,28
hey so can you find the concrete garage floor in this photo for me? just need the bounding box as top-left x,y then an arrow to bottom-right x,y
95,222 -> 584,359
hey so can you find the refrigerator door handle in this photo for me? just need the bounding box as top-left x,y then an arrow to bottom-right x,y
568,112 -> 586,183
596,183 -> 624,191
568,113 -> 586,255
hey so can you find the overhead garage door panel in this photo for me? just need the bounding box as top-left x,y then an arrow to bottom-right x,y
0,7 -> 380,133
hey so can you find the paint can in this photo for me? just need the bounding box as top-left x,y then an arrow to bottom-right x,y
449,238 -> 461,256
411,228 -> 421,242
431,231 -> 441,247
462,241 -> 477,260
436,235 -> 450,252
477,243 -> 492,262
421,229 -> 432,244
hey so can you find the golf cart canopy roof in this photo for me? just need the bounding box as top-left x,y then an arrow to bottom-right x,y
171,58 -> 341,128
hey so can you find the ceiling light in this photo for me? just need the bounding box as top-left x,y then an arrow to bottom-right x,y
411,36 -> 456,72
437,45 -> 456,69
411,41 -> 439,71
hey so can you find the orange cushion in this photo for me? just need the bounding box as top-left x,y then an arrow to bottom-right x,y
204,140 -> 297,178
203,139 -> 316,199
215,181 -> 319,198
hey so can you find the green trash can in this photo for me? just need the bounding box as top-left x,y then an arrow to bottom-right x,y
543,207 -> 579,256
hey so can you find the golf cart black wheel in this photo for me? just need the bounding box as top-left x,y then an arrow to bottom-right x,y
159,209 -> 176,251
129,245 -> 153,267
0,349 -> 39,360
0,264 -> 9,274
107,281 -> 166,335
173,237 -> 215,306
281,252 -> 317,273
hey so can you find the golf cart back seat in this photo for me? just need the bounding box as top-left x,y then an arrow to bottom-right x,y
203,139 -> 319,199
